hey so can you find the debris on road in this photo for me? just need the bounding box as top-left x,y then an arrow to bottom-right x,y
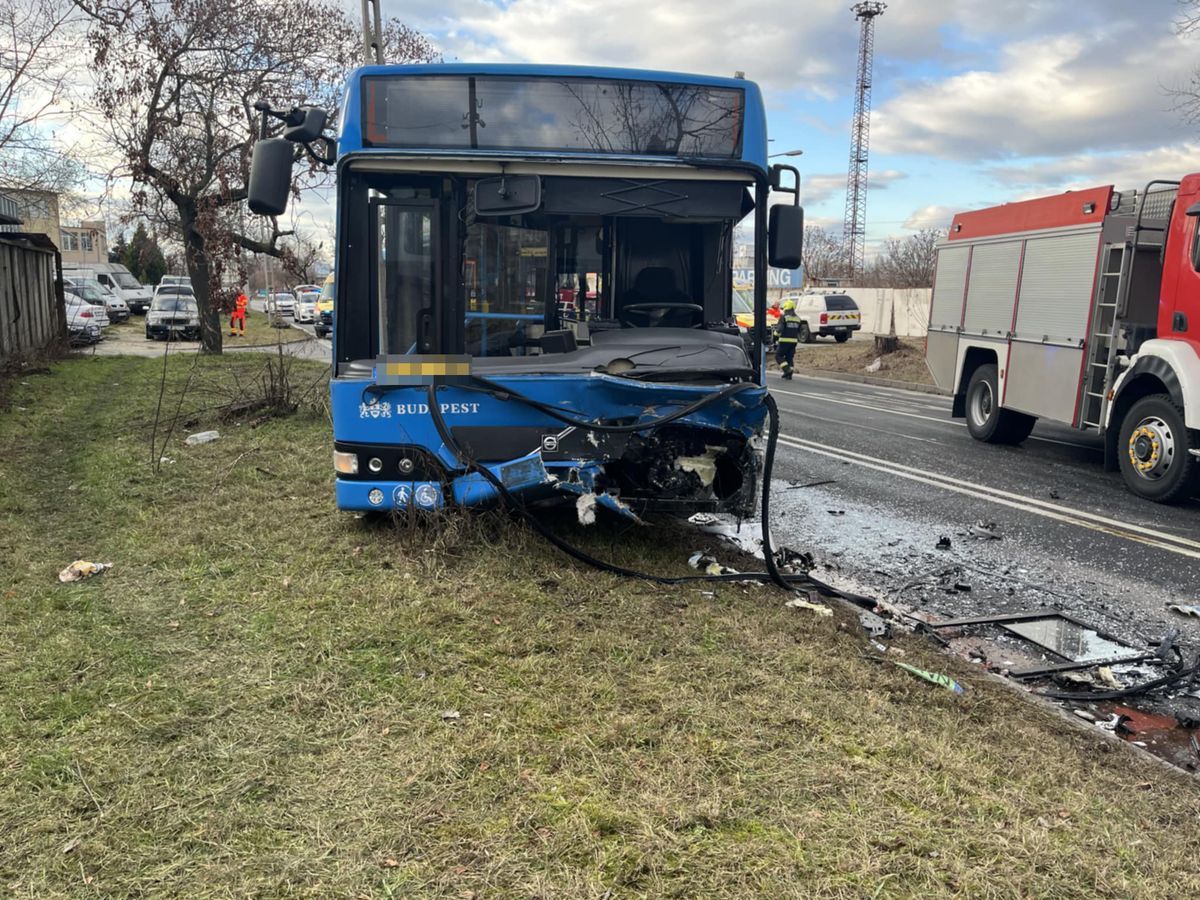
1167,603 -> 1200,618
970,521 -> 1001,540
58,561 -> 113,583
935,536 -> 952,550
787,479 -> 837,489
184,430 -> 221,446
1097,667 -> 1123,690
895,662 -> 965,695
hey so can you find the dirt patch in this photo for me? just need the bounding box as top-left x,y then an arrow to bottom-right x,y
792,336 -> 934,385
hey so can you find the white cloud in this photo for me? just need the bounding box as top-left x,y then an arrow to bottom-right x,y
800,168 -> 905,207
872,20 -> 1196,161
988,144 -> 1200,193
902,204 -> 957,231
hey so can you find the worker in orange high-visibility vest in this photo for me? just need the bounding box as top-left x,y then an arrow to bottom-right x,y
230,292 -> 248,336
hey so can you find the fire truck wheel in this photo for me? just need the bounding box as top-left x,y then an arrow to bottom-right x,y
1117,394 -> 1198,503
965,363 -> 1035,444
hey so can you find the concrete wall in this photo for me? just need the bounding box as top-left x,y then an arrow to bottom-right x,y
0,235 -> 64,364
765,287 -> 932,337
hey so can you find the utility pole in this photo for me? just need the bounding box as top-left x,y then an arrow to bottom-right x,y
842,1 -> 886,282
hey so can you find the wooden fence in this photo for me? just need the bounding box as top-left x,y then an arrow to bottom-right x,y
0,234 -> 63,364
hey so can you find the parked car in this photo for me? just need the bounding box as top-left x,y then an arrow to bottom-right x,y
63,287 -> 110,327
145,292 -> 201,341
64,295 -> 104,345
64,264 -> 153,315
780,291 -> 862,343
269,291 -> 296,317
314,273 -> 334,338
65,276 -> 129,322
293,284 -> 320,323
153,278 -> 193,301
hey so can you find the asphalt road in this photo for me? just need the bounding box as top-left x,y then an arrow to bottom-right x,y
766,371 -> 1200,647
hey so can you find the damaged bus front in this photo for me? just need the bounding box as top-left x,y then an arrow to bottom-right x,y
248,64 -> 802,519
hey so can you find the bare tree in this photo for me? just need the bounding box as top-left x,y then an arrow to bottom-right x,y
871,228 -> 944,288
279,229 -> 327,284
0,0 -> 87,191
801,225 -> 845,284
1173,1 -> 1200,123
74,0 -> 434,352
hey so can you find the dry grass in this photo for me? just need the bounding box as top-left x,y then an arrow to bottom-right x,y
792,336 -> 935,385
1,354 -> 1199,898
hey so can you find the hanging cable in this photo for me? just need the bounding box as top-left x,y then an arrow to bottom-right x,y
419,381 -> 875,605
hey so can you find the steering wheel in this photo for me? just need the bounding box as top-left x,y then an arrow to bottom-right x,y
619,302 -> 705,328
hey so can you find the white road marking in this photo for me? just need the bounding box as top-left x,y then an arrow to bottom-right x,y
790,409 -> 942,445
777,434 -> 1200,559
772,386 -> 1099,452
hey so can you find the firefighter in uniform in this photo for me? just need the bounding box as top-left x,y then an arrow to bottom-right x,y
775,299 -> 802,380
230,292 -> 248,337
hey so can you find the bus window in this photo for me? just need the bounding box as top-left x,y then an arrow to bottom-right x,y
464,220 -> 548,357
376,204 -> 433,355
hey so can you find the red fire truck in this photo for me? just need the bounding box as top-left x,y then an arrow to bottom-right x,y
926,177 -> 1200,502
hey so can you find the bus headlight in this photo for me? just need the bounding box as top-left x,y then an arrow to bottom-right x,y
334,450 -> 358,474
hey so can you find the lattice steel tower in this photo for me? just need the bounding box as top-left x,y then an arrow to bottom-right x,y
842,1 -> 886,281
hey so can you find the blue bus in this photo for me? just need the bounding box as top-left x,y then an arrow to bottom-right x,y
249,63 -> 803,519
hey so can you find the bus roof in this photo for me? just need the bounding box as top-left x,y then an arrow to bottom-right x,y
338,63 -> 769,175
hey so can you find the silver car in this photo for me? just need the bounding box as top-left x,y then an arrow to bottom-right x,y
146,290 -> 201,341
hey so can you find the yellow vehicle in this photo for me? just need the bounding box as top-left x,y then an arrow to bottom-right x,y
732,284 -> 781,335
314,273 -> 334,338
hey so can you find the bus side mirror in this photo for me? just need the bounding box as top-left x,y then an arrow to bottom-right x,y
248,138 -> 295,216
769,204 -> 804,269
284,107 -> 328,144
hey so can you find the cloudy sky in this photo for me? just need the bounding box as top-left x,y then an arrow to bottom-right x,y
347,0 -> 1200,255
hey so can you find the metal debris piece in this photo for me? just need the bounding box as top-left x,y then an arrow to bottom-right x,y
895,662 -> 965,695
1167,603 -> 1200,618
58,561 -> 113,583
827,509 -> 846,516
859,609 -> 890,639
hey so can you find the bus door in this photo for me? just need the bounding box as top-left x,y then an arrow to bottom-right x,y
370,198 -> 440,355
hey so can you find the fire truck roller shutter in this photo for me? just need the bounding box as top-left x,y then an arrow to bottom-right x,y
963,241 -> 1022,337
1002,231 -> 1101,423
928,244 -> 970,391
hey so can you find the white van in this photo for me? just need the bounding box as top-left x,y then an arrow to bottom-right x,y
65,263 -> 154,315
782,291 -> 862,343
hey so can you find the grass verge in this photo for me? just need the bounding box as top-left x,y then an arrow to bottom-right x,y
793,336 -> 934,385
1,354 -> 1198,898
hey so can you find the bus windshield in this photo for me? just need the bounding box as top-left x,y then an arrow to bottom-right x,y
363,75 -> 744,158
